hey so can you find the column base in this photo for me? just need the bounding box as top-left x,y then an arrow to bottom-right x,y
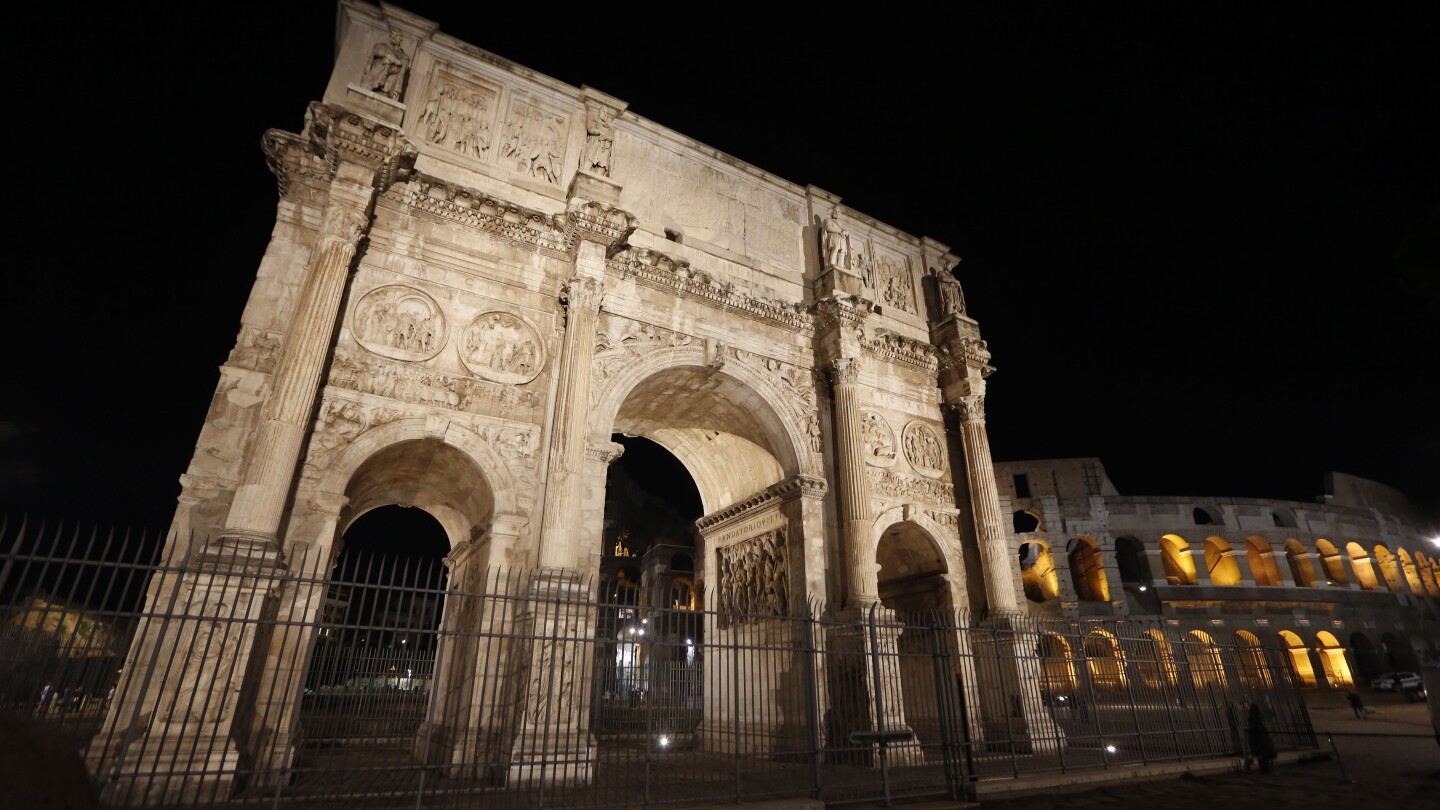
94,727 -> 241,807
506,728 -> 595,787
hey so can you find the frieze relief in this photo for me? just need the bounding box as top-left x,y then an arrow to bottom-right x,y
902,421 -> 947,478
299,396 -> 369,481
589,313 -> 819,437
608,247 -> 812,333
867,468 -> 954,506
861,410 -> 896,467
499,99 -> 569,186
228,327 -> 283,374
328,348 -> 542,421
418,72 -> 500,163
716,529 -> 790,628
460,311 -> 546,384
352,285 -> 446,362
195,373 -> 266,475
924,509 -> 961,534
591,314 -> 694,387
475,423 -> 538,465
733,350 -> 818,414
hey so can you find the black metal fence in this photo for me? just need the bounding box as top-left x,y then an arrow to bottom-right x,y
0,518 -> 1319,808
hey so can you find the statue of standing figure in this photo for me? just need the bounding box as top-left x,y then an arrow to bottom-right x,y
362,29 -> 409,100
582,106 -> 615,177
935,266 -> 966,317
823,208 -> 850,271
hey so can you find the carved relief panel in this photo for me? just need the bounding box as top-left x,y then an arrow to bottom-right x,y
902,420 -> 946,478
351,285 -> 447,362
461,311 -> 547,384
499,97 -> 571,186
861,409 -> 896,467
716,529 -> 790,628
875,252 -> 917,314
417,70 -> 502,163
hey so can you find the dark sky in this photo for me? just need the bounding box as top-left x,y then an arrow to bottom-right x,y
5,2 -> 1437,534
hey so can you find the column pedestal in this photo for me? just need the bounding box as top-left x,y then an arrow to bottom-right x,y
823,605 -> 923,767
88,552 -> 280,806
507,570 -> 597,787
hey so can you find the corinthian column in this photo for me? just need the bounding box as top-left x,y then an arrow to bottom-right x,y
218,202 -> 370,557
216,106 -> 415,559
950,386 -> 1017,613
828,358 -> 879,606
537,272 -> 604,570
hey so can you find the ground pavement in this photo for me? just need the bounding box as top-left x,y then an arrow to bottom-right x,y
971,687 -> 1440,810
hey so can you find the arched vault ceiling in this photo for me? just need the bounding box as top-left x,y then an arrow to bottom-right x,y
644,428 -> 783,516
614,367 -> 792,515
877,523 -> 948,584
341,439 -> 494,544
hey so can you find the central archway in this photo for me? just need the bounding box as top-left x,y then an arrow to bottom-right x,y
591,354 -> 815,758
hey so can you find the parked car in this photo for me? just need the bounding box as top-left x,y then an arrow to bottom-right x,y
1372,671 -> 1424,692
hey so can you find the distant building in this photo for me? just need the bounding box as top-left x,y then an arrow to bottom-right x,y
999,458 -> 1439,687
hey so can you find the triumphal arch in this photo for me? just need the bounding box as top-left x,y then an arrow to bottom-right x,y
88,2 -> 1047,803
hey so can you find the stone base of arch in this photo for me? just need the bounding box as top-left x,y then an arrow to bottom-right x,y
821,606 -> 924,768
506,569 -> 598,787
966,619 -> 1065,756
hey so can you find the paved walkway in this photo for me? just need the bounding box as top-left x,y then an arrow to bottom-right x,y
974,689 -> 1439,810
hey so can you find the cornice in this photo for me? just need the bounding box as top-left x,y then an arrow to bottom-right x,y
566,199 -> 636,253
936,336 -> 996,378
305,102 -> 418,192
262,129 -> 329,198
696,475 -> 828,532
389,173 -> 575,257
862,331 -> 939,373
811,295 -> 874,333
607,247 -> 813,334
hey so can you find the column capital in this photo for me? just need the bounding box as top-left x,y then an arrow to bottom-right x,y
827,357 -> 862,387
318,204 -> 369,246
561,275 -> 605,314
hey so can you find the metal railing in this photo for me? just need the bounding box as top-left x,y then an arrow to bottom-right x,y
0,518 -> 1319,808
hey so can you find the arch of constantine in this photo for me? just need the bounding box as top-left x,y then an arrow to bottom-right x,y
52,2 -> 1425,806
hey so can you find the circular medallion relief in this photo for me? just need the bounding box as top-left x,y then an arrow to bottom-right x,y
351,285 -> 447,362
902,420 -> 946,478
460,311 -> 547,384
860,409 -> 896,467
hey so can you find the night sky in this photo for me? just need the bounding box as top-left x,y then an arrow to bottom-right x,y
4,3 -> 1437,535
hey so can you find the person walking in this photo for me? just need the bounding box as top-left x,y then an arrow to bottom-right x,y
34,681 -> 55,718
1347,689 -> 1368,719
1247,703 -> 1277,774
